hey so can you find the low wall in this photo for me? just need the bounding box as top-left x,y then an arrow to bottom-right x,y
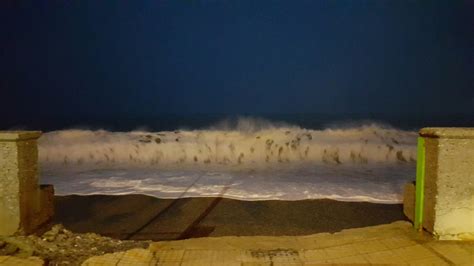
413,128 -> 474,240
0,131 -> 54,236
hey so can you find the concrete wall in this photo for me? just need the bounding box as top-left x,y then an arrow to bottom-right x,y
403,182 -> 415,222
419,128 -> 474,240
0,131 -> 54,236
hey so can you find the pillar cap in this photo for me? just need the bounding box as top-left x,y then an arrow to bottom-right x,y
420,127 -> 474,139
0,131 -> 42,141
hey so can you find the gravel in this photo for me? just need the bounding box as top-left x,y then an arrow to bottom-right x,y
0,224 -> 150,265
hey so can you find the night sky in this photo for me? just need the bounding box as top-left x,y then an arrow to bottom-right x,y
1,1 -> 473,130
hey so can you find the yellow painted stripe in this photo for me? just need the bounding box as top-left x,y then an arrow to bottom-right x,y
414,137 -> 425,230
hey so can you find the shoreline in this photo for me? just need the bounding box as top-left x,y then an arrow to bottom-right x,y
52,192 -> 405,204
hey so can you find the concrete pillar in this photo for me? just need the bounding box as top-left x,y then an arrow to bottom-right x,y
0,131 -> 54,236
419,128 -> 474,240
403,182 -> 415,222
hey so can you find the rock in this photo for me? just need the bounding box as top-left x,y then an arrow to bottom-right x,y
42,224 -> 64,242
3,243 -> 19,255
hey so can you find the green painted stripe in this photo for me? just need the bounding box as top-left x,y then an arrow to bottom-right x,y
415,137 -> 425,230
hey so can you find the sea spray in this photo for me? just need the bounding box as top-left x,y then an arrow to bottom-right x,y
39,124 -> 417,168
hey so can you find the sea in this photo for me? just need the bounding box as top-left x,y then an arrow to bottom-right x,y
34,114 -> 470,204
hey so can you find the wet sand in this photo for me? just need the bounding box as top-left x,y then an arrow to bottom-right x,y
53,195 -> 407,241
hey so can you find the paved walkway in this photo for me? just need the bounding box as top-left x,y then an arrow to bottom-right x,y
1,221 -> 472,265
80,221 -> 473,265
0,256 -> 43,266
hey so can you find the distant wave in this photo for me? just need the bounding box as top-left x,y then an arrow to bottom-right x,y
38,119 -> 417,168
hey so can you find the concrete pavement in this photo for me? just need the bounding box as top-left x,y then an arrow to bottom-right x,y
81,221 -> 474,265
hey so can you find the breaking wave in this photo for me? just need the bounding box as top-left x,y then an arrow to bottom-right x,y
38,119 -> 417,168
38,118 -> 418,203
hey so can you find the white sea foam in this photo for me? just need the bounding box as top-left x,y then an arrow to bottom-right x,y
39,122 -> 417,167
38,120 -> 418,203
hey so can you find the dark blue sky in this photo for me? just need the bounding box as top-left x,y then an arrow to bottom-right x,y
1,1 -> 473,128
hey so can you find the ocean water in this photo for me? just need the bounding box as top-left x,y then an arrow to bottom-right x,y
39,117 -> 418,203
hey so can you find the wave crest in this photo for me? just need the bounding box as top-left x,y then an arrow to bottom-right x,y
208,117 -> 298,132
39,122 -> 417,168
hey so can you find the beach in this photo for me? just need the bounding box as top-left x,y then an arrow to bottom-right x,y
53,195 -> 407,241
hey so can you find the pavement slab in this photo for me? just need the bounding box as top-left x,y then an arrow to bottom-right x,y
81,221 -> 474,265
0,256 -> 44,266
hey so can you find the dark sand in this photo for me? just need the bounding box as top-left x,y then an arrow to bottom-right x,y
53,195 -> 407,241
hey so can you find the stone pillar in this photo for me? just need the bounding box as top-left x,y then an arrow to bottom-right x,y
0,131 -> 54,236
419,128 -> 474,240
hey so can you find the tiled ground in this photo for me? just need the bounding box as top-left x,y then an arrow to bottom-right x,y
0,256 -> 44,266
80,221 -> 473,265
2,221 -> 472,265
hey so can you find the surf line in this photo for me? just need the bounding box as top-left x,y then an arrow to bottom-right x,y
123,172 -> 232,240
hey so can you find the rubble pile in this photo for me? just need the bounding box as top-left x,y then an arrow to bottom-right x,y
0,225 -> 149,265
